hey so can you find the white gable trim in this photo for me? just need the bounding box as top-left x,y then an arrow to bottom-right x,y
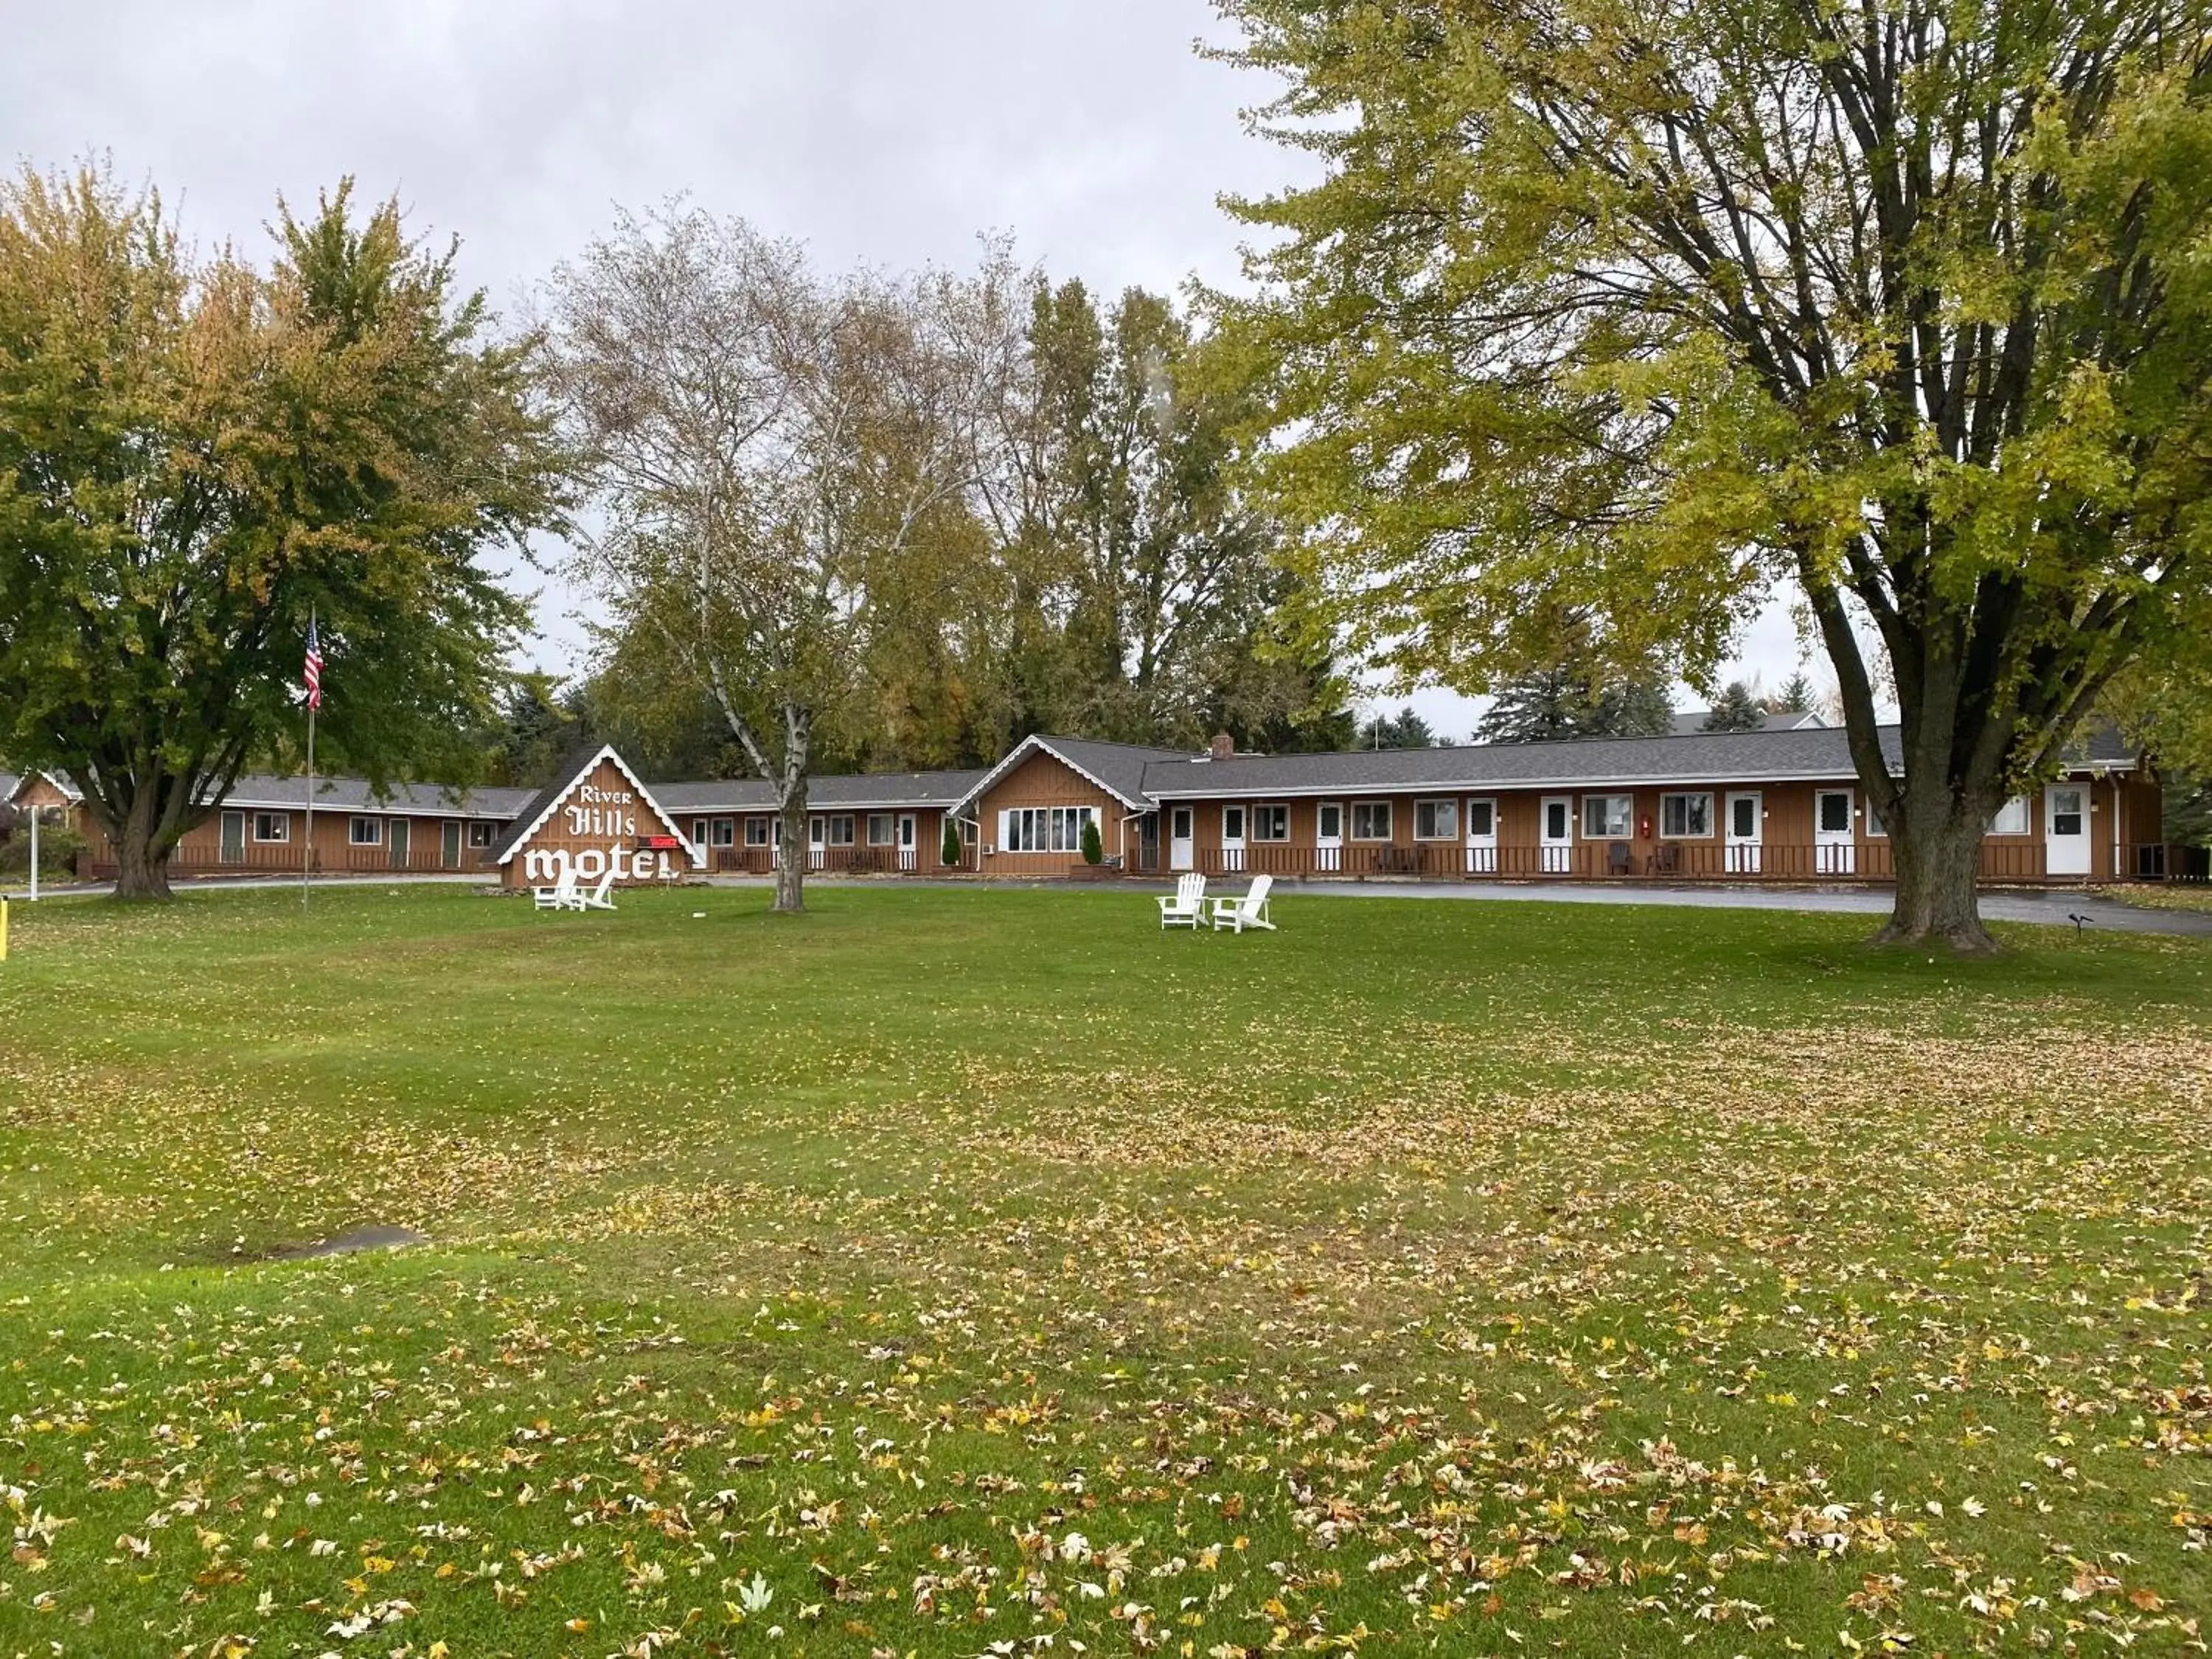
6,770 -> 83,807
495,745 -> 705,869
950,734 -> 1150,815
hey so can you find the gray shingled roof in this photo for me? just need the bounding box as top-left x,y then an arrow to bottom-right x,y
1144,722 -> 2138,799
655,768 -> 987,814
948,734 -> 1192,813
220,772 -> 537,819
0,772 -> 18,804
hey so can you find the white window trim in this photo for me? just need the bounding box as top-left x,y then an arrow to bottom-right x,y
742,816 -> 768,846
1251,802 -> 1291,843
1989,796 -> 2031,835
1413,797 -> 1459,841
1349,800 -> 1393,842
827,814 -> 855,846
866,813 -> 895,846
998,805 -> 1098,854
467,820 -> 495,848
348,815 -> 384,846
1463,797 -> 1497,839
253,812 -> 291,844
1658,791 -> 1714,839
1813,787 -> 1856,838
1581,793 -> 1633,840
1315,801 -> 1343,840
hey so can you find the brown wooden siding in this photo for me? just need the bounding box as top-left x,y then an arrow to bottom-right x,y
689,807 -> 966,874
79,805 -> 503,879
975,750 -> 1126,876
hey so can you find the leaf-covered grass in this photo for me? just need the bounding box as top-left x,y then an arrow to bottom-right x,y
0,884 -> 2206,1657
2098,882 -> 2212,914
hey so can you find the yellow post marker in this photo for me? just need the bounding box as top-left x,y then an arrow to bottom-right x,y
0,896 -> 9,962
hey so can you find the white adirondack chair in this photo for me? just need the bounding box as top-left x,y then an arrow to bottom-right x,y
580,869 -> 618,911
1158,872 -> 1206,930
1209,873 -> 1276,933
532,869 -> 581,911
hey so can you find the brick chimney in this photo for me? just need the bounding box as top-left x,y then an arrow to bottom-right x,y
1208,731 -> 1235,761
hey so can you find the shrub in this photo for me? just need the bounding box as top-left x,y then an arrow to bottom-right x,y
942,816 -> 964,868
1081,818 -> 1103,865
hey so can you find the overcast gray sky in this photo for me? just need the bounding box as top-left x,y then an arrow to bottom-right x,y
1,0 -> 1808,734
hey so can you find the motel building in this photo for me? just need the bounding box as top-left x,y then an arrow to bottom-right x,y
5,720 -> 2177,891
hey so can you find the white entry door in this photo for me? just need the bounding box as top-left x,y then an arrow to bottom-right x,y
808,815 -> 827,872
897,813 -> 917,872
1464,797 -> 1498,874
1540,796 -> 1573,874
1169,806 -> 1194,872
1725,792 -> 1764,873
1814,789 -> 1856,874
2045,784 -> 2091,875
1220,804 -> 1247,872
1315,801 -> 1342,872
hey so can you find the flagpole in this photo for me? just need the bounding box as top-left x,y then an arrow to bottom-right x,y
303,608 -> 316,908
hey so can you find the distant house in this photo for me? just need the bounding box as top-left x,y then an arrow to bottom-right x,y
30,720 -> 2168,887
1668,709 -> 1827,736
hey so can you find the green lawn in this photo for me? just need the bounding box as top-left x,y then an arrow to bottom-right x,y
0,885 -> 2206,1658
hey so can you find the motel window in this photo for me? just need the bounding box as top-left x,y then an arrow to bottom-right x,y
999,805 -> 1096,853
827,815 -> 855,846
1317,802 -> 1342,841
1350,801 -> 1392,841
1465,799 -> 1495,838
1818,790 -> 1854,835
348,815 -> 383,846
252,811 -> 290,844
866,813 -> 895,846
1252,804 -> 1290,843
1659,793 -> 1714,838
1413,799 -> 1458,841
743,817 -> 769,846
1582,794 -> 1632,839
711,818 -> 736,848
1989,796 -> 2031,835
467,821 -> 495,849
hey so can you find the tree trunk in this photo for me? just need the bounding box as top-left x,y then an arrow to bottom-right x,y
1876,804 -> 1996,952
771,702 -> 812,915
109,788 -> 175,902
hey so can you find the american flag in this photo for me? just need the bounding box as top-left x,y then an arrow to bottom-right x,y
303,618 -> 323,712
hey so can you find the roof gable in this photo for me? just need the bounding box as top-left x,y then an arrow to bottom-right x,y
489,745 -> 703,868
952,734 -> 1187,813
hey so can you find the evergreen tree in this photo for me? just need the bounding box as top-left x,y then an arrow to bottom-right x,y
1590,677 -> 1675,737
1478,669 -> 1596,743
1702,681 -> 1767,733
1766,673 -> 1815,716
1359,705 -> 1436,748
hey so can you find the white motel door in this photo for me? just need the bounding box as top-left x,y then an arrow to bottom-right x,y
1315,801 -> 1343,872
1464,797 -> 1498,874
897,813 -> 917,872
1220,804 -> 1247,872
1169,806 -> 1194,872
1725,791 -> 1764,874
2045,784 -> 2091,875
1540,796 -> 1573,874
1814,788 -> 1856,875
808,815 -> 827,871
